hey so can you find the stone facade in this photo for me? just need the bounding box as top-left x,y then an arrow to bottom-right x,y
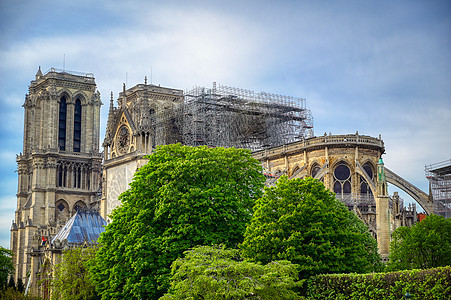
10,68 -> 102,294
101,81 -> 183,219
251,133 -> 418,258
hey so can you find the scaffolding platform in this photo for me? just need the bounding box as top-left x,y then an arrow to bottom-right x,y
181,83 -> 314,151
426,159 -> 451,218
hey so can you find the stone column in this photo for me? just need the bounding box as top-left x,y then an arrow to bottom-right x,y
376,158 -> 390,261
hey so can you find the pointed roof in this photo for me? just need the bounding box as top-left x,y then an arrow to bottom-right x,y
36,66 -> 43,77
377,158 -> 386,182
51,210 -> 107,245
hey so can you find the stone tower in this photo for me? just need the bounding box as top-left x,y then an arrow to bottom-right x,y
10,67 -> 102,289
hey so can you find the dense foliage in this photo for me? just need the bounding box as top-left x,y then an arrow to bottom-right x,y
306,266 -> 451,299
240,176 -> 382,280
52,246 -> 99,300
91,144 -> 265,299
161,245 -> 300,299
0,287 -> 42,300
0,246 -> 13,289
387,214 -> 451,271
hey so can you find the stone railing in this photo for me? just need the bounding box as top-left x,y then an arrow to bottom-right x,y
37,68 -> 96,84
45,67 -> 94,78
252,133 -> 385,158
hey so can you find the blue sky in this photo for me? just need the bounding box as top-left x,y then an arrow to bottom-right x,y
0,0 -> 450,248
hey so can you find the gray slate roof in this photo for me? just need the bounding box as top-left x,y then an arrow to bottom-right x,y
51,211 -> 107,244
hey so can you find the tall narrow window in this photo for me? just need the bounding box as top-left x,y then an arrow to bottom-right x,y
360,163 -> 374,198
73,99 -> 82,152
58,97 -> 67,151
58,165 -> 63,187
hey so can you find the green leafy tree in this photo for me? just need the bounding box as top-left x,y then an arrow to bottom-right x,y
387,214 -> 451,271
161,245 -> 300,299
0,246 -> 13,289
240,176 -> 382,280
52,246 -> 99,300
91,144 -> 265,300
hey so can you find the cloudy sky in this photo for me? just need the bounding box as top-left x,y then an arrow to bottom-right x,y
0,0 -> 450,248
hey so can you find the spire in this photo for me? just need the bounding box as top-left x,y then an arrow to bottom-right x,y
109,91 -> 114,113
144,76 -> 148,85
140,81 -> 151,130
377,158 -> 385,182
36,66 -> 43,79
106,91 -> 116,142
377,158 -> 387,196
121,83 -> 127,108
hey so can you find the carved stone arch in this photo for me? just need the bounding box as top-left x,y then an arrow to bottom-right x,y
57,89 -> 72,102
289,163 -> 307,179
34,91 -> 44,109
55,199 -> 70,224
73,200 -> 87,213
308,160 -> 321,176
311,163 -> 322,178
360,159 -> 376,174
73,91 -> 89,105
290,163 -> 301,176
356,160 -> 377,197
331,158 -> 354,172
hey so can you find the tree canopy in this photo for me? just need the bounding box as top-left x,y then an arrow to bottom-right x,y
387,214 -> 451,271
52,246 -> 98,300
161,245 -> 300,299
240,176 -> 382,280
90,144 -> 265,299
0,246 -> 13,289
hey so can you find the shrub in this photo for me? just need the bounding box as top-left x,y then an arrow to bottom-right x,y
306,266 -> 451,299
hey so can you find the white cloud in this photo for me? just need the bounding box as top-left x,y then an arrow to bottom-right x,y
0,0 -> 450,246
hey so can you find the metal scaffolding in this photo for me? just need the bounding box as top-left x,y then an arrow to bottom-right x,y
426,159 -> 451,218
180,83 -> 313,151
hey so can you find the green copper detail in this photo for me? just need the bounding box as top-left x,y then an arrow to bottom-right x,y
378,158 -> 386,182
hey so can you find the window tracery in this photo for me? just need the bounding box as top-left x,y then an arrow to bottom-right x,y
57,161 -> 91,190
333,162 -> 352,197
360,162 -> 374,197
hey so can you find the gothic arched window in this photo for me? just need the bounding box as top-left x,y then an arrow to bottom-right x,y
73,200 -> 87,213
58,97 -> 67,151
333,162 -> 352,197
73,99 -> 82,152
360,162 -> 374,197
55,199 -> 70,223
311,164 -> 321,179
58,165 -> 63,187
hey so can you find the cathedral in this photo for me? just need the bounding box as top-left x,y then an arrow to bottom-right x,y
11,67 -> 432,295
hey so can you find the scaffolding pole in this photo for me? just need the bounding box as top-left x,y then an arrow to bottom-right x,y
181,83 -> 314,151
426,159 -> 451,218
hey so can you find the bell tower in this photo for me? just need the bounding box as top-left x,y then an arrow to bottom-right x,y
10,67 -> 102,290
